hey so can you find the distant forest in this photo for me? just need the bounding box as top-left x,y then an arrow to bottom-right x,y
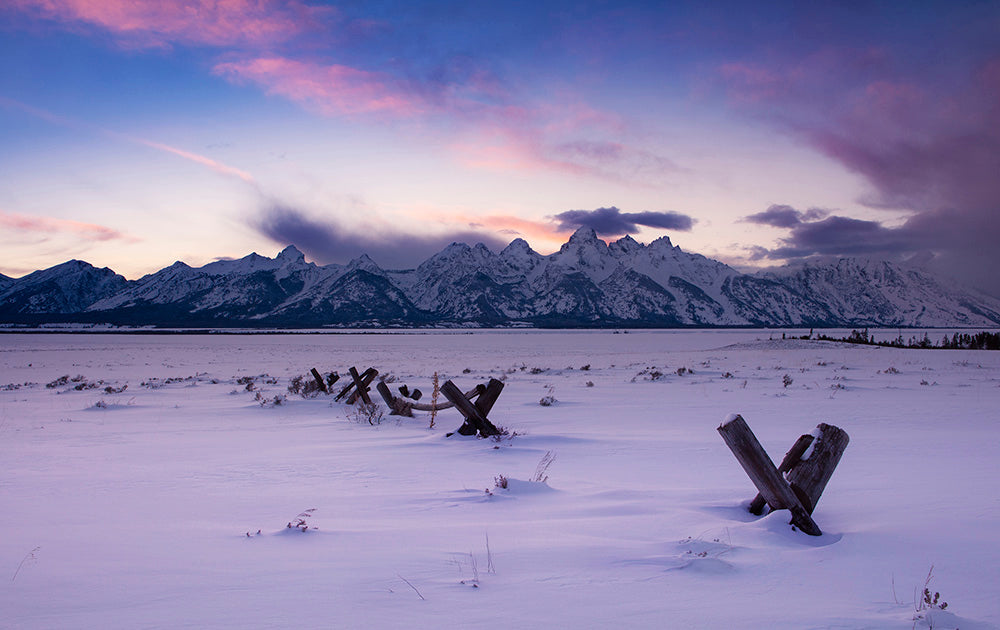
818,329 -> 1000,350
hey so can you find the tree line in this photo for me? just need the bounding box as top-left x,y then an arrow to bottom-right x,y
815,329 -> 1000,350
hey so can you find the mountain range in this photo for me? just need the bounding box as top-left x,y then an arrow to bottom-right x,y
3,228 -> 1000,328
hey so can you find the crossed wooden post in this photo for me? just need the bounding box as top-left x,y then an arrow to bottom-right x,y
334,367 -> 378,405
441,378 -> 504,437
718,415 -> 849,536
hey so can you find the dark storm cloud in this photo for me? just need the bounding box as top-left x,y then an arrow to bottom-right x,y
256,204 -> 508,269
719,5 -> 1000,296
551,206 -> 694,236
744,204 -> 828,228
763,214 -> 919,259
744,202 -> 1000,296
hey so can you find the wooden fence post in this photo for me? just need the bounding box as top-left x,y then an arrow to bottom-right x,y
748,433 -> 815,515
310,368 -> 328,394
785,423 -> 849,514
377,381 -> 413,416
474,378 -> 504,417
335,367 -> 376,402
345,367 -> 377,405
718,415 -> 822,536
441,379 -> 501,437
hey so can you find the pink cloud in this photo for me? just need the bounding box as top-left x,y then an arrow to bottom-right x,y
8,0 -> 329,48
213,54 -> 675,183
0,209 -> 137,243
2,96 -> 257,185
131,138 -> 256,183
213,57 -> 423,117
426,211 -> 572,250
451,125 -> 679,186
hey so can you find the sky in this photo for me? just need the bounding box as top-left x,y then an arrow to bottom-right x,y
1,1 -> 998,295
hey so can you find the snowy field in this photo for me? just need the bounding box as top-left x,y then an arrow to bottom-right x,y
2,330 -> 998,629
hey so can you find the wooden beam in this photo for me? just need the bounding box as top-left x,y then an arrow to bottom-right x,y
785,423 -> 849,514
474,378 -> 505,417
335,367 -> 375,401
346,367 -> 377,405
749,433 -> 815,515
310,368 -> 328,394
398,384 -> 481,412
441,379 -> 501,437
376,381 -> 413,416
718,415 -> 821,536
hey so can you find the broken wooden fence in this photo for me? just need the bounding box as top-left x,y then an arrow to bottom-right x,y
718,414 -> 849,536
376,377 -> 505,438
308,364 -> 507,438
331,367 -> 378,405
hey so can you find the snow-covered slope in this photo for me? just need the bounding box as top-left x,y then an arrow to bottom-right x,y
4,232 -> 1000,327
0,260 -> 128,317
761,258 -> 1000,327
86,246 -> 329,323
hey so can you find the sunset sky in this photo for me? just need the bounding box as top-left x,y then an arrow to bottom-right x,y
2,1 -> 998,295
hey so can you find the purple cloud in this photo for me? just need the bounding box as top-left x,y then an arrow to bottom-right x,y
719,5 -> 1000,296
744,204 -> 828,228
551,206 -> 694,236
256,204 -> 508,269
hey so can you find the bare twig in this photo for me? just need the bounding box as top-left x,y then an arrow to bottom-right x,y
11,547 -> 40,582
531,450 -> 557,483
486,532 -> 495,574
397,574 -> 426,600
429,372 -> 440,429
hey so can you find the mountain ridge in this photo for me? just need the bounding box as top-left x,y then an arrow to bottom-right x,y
3,229 -> 999,328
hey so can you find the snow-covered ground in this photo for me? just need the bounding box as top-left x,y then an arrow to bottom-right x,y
1,330 -> 998,629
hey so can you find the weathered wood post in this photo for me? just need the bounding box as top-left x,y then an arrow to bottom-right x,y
335,367 -> 376,402
325,372 -> 340,390
376,381 -> 413,416
785,423 -> 849,514
474,378 -> 504,418
345,366 -> 377,405
718,415 -> 822,536
310,368 -> 328,394
748,433 -> 815,515
441,379 -> 502,437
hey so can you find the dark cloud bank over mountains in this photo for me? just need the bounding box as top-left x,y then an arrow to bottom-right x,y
256,204 -> 696,269
259,194 -> 1000,300
256,204 -> 510,269
723,36 -> 1000,298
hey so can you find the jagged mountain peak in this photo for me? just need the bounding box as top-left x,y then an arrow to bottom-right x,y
0,258 -> 128,316
276,245 -> 306,263
563,226 -> 604,248
418,240 -> 497,272
501,237 -> 534,255
609,234 -> 643,256
347,253 -> 382,273
648,234 -> 675,251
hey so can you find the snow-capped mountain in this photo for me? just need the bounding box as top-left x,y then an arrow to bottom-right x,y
3,229 -> 1000,328
0,260 -> 128,317
759,258 -> 1000,327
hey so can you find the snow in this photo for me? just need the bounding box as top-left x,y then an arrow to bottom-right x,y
1,330 -> 998,629
801,426 -> 824,460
